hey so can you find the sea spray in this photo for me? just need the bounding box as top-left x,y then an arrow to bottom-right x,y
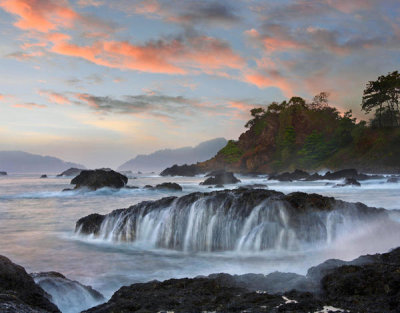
76,189 -> 387,252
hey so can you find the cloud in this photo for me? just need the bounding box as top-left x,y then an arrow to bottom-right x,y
77,0 -> 104,8
49,34 -> 244,75
12,102 -> 47,109
5,50 -> 44,60
39,90 -> 71,104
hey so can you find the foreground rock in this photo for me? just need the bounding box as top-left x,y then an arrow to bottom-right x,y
200,171 -> 241,185
70,169 -> 128,190
83,247 -> 400,313
32,272 -> 104,313
0,171 -> 7,176
0,255 -> 60,313
75,188 -> 387,252
56,167 -> 84,177
160,164 -> 202,176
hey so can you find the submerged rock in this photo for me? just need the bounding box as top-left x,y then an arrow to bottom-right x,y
31,272 -> 104,313
75,189 -> 387,252
56,168 -> 84,177
160,164 -> 202,176
154,182 -> 182,191
0,255 -> 60,313
333,177 -> 361,188
70,169 -> 128,190
200,171 -> 240,185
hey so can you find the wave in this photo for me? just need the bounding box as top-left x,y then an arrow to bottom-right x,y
75,189 -> 388,253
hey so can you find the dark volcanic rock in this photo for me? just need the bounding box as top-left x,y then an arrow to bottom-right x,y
0,255 -> 60,313
269,169 -> 311,181
31,272 -> 104,313
82,274 -> 321,313
160,164 -> 202,176
387,177 -> 399,183
56,167 -> 84,177
321,247 -> 400,313
155,182 -> 182,191
333,177 -> 361,188
40,175 -> 47,178
70,169 -> 128,190
0,171 -> 7,176
76,213 -> 106,234
200,171 -> 240,185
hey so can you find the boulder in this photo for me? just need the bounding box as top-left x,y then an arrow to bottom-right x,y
40,175 -> 47,178
56,168 -> 84,177
0,255 -> 60,313
200,171 -> 240,185
387,177 -> 399,183
0,171 -> 7,176
160,164 -> 202,177
154,182 -> 182,191
333,177 -> 361,187
70,169 -> 128,190
269,169 -> 310,181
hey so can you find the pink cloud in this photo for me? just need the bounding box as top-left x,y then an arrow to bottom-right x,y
243,71 -> 293,97
39,90 -> 70,104
12,102 -> 46,109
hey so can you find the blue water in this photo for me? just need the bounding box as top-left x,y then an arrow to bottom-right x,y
1,173 -> 399,312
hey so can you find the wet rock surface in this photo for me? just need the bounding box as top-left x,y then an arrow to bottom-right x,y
0,255 -> 60,313
269,168 -> 382,182
56,167 -> 84,177
333,177 -> 361,187
83,247 -> 400,313
160,164 -> 202,176
70,169 -> 128,190
0,171 -> 7,175
75,189 -> 387,252
200,171 -> 241,185
154,182 -> 182,191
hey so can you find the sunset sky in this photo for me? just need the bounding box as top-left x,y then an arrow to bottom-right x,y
0,0 -> 399,168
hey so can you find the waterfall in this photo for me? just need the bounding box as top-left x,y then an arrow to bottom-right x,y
76,189 -> 386,252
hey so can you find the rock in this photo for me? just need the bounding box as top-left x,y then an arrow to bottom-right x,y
144,185 -> 153,189
70,169 -> 128,190
154,182 -> 182,191
75,189 -> 387,252
215,184 -> 224,188
200,171 -> 240,185
56,168 -> 84,177
125,186 -> 139,189
269,169 -> 310,181
137,171 -> 142,174
387,177 -> 399,183
304,173 -> 324,181
160,164 -> 202,177
0,255 -> 60,313
321,247 -> 400,313
324,168 -> 358,180
241,184 -> 268,189
333,177 -> 361,188
31,272 -> 104,313
40,175 -> 47,178
205,169 -> 227,177
0,171 -> 7,176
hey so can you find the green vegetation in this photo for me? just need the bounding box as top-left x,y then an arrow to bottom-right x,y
228,71 -> 400,172
219,140 -> 243,163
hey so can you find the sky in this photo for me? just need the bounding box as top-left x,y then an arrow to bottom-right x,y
0,0 -> 399,168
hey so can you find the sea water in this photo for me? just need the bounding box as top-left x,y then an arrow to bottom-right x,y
1,173 -> 399,312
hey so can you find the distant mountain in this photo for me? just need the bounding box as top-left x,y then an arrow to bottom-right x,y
0,151 -> 86,174
118,138 -> 227,172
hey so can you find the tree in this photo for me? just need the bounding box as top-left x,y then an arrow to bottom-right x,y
362,71 -> 400,128
245,107 -> 266,128
310,92 -> 330,110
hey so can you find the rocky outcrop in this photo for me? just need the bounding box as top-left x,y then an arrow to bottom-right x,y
154,182 -> 182,191
0,171 -> 7,176
70,169 -> 128,190
200,171 -> 240,185
333,177 -> 361,187
160,164 -> 203,176
269,169 -> 381,182
75,189 -> 387,252
56,168 -> 84,177
0,255 -> 60,313
32,272 -> 104,313
40,175 -> 47,178
82,247 -> 400,313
